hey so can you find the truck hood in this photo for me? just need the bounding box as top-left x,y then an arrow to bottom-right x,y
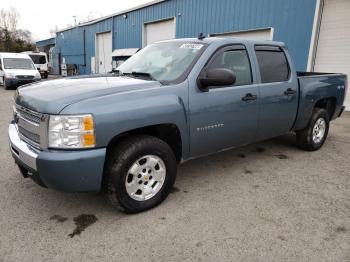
15,75 -> 161,114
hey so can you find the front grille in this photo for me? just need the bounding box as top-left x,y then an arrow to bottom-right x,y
18,80 -> 35,85
15,105 -> 47,149
18,126 -> 40,145
17,75 -> 34,80
17,107 -> 41,124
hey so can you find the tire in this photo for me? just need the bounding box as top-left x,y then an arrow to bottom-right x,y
3,77 -> 9,90
105,135 -> 177,213
296,108 -> 329,151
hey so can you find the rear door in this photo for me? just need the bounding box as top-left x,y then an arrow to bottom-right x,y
254,46 -> 299,140
189,45 -> 259,156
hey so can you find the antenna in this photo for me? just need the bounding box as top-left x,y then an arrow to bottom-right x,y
198,32 -> 205,40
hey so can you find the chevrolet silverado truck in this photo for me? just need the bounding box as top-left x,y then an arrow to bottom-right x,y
9,37 -> 347,213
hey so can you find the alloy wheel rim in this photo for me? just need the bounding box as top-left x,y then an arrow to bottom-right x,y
312,118 -> 326,144
125,155 -> 166,201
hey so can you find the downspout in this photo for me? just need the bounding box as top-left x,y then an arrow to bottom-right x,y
307,0 -> 325,71
311,0 -> 325,71
83,29 -> 86,67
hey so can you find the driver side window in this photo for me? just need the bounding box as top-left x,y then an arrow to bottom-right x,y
208,49 -> 252,86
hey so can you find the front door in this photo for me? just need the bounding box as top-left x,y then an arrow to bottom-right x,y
189,45 -> 259,157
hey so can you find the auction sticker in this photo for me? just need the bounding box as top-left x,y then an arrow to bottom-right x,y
180,43 -> 204,50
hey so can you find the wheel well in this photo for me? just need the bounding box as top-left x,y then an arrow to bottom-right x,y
314,97 -> 337,119
107,124 -> 182,162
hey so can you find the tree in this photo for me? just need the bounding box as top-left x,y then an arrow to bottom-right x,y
0,7 -> 20,32
0,7 -> 35,52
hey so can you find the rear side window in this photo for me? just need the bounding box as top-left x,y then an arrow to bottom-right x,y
208,49 -> 252,86
255,46 -> 290,83
29,55 -> 46,64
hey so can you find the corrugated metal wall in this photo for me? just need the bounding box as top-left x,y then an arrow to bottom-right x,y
55,0 -> 317,74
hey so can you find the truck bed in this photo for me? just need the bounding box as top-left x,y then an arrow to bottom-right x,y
293,72 -> 347,131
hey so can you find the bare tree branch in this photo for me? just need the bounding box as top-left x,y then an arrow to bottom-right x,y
0,7 -> 20,32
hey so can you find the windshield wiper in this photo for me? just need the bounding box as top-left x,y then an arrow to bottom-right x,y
110,69 -> 121,75
122,71 -> 156,81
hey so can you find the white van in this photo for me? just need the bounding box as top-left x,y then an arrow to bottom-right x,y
22,51 -> 49,78
0,53 -> 41,89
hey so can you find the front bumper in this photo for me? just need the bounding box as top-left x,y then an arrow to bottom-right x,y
9,123 -> 106,192
5,78 -> 39,88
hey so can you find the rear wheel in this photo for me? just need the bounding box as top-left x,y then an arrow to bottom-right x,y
105,135 -> 177,213
296,108 -> 329,151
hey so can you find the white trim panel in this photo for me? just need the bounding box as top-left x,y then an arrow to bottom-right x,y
210,27 -> 274,40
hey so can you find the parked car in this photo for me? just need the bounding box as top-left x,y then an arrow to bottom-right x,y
9,37 -> 347,213
0,53 -> 41,89
22,51 -> 49,79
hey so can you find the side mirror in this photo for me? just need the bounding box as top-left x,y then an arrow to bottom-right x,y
197,68 -> 236,91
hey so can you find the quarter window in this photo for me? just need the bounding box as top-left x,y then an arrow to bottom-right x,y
208,49 -> 252,86
255,46 -> 290,83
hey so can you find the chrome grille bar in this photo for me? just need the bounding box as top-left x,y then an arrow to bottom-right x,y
14,104 -> 48,149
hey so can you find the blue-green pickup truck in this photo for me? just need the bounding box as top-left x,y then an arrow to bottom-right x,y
9,37 -> 347,213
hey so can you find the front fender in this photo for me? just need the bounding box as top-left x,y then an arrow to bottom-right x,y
61,86 -> 189,158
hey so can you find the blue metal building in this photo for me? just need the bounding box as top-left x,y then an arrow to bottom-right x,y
41,0 -> 320,75
36,37 -> 55,51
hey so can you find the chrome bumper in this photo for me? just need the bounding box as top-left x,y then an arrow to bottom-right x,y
9,123 -> 38,171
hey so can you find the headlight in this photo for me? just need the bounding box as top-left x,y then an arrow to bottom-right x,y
5,72 -> 16,78
48,114 -> 96,149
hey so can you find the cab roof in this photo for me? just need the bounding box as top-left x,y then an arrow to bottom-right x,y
160,37 -> 285,47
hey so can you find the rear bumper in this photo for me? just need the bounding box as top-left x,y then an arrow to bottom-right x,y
9,123 -> 106,192
39,70 -> 48,76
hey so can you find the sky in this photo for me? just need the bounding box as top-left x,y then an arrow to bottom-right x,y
1,0 -> 154,40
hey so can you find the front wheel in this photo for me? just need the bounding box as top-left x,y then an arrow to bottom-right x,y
296,108 -> 329,151
3,77 -> 9,90
105,135 -> 177,213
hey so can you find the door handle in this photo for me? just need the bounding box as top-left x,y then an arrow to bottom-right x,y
284,88 -> 296,96
242,93 -> 257,102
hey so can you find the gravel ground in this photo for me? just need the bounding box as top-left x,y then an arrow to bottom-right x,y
0,86 -> 349,262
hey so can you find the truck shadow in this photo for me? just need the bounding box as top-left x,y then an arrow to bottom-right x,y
25,133 -> 297,217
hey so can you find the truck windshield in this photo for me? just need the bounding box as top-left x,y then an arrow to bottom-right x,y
29,55 -> 46,64
117,41 -> 206,84
3,58 -> 36,70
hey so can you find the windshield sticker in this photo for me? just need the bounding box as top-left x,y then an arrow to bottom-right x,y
180,43 -> 204,50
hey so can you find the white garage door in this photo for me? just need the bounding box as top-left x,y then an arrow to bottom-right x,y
314,0 -> 350,110
144,19 -> 175,46
96,32 -> 112,74
211,28 -> 273,40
